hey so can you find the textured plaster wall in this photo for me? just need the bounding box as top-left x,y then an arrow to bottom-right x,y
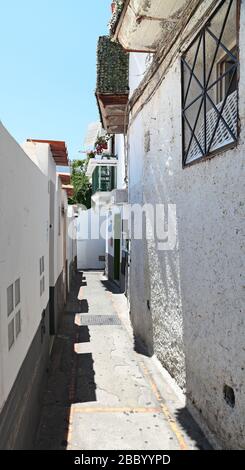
128,0 -> 245,449
77,208 -> 106,270
128,111 -> 154,355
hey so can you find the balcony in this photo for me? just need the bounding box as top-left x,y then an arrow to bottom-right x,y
92,165 -> 116,194
112,0 -> 188,52
96,36 -> 129,134
86,158 -> 118,205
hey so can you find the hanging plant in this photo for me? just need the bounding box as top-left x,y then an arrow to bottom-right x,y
94,134 -> 112,155
108,1 -> 124,35
87,151 -> 96,159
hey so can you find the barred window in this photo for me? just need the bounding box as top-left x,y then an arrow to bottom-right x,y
181,0 -> 239,166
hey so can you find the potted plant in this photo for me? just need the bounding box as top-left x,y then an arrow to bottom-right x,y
94,134 -> 112,154
87,151 -> 96,159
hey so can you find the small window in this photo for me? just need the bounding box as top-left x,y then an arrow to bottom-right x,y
8,319 -> 15,350
42,256 -> 45,273
15,311 -> 21,337
181,0 -> 239,166
15,278 -> 20,307
7,284 -> 14,317
217,47 -> 238,102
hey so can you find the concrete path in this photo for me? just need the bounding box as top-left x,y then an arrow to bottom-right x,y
35,271 -> 211,450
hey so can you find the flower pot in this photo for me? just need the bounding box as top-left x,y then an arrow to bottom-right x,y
111,2 -> 116,14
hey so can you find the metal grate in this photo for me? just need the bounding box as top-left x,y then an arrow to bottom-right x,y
187,91 -> 237,163
79,315 -> 121,326
181,0 -> 238,165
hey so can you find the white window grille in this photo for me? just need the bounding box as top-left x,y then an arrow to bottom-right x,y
186,90 -> 237,164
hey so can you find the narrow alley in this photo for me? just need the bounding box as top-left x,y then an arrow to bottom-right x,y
35,271 -> 210,451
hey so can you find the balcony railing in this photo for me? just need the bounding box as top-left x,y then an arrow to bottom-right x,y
96,36 -> 129,134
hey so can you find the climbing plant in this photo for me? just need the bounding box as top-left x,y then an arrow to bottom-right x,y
68,159 -> 92,208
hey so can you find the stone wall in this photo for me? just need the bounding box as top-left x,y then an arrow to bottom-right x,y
128,0 -> 245,449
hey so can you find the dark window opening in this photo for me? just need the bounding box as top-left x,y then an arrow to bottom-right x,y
223,384 -> 235,408
181,0 -> 239,166
217,46 -> 238,101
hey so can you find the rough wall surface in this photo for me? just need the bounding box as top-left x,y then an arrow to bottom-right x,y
128,0 -> 245,449
49,271 -> 65,336
0,304 -> 50,449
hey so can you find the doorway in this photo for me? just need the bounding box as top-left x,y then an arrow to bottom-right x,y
113,214 -> 121,282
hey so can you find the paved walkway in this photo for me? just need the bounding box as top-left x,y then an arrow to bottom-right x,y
35,271 -> 211,450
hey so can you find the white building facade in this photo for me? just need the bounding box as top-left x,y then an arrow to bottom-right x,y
0,124 -> 77,449
111,0 -> 245,449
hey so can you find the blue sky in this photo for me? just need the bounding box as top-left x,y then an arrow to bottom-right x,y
0,0 -> 110,160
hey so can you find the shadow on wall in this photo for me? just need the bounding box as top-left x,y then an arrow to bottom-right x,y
175,407 -> 212,450
101,275 -> 154,356
136,143 -> 244,447
130,155 -> 186,384
34,272 -> 97,450
128,236 -> 154,358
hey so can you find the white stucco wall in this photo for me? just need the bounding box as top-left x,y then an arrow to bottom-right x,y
77,208 -> 106,270
22,142 -> 66,287
115,134 -> 126,189
128,0 -> 245,449
0,123 -> 49,411
129,53 -> 152,98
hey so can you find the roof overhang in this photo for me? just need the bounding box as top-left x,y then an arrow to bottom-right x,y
57,172 -> 73,198
62,185 -> 74,198
86,158 -> 118,180
27,139 -> 69,166
96,93 -> 128,134
113,0 -> 189,52
58,172 -> 71,185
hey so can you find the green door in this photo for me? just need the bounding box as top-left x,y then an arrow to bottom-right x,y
114,214 -> 121,281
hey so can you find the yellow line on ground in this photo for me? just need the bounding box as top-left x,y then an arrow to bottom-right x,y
107,288 -> 189,451
139,361 -> 189,451
71,406 -> 161,414
68,281 -> 189,450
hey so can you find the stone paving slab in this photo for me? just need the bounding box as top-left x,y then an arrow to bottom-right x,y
35,271 -> 211,451
68,410 -> 179,451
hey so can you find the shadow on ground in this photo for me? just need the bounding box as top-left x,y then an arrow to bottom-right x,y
101,278 -> 122,294
175,407 -> 212,450
35,271 -> 211,451
34,271 -> 97,450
